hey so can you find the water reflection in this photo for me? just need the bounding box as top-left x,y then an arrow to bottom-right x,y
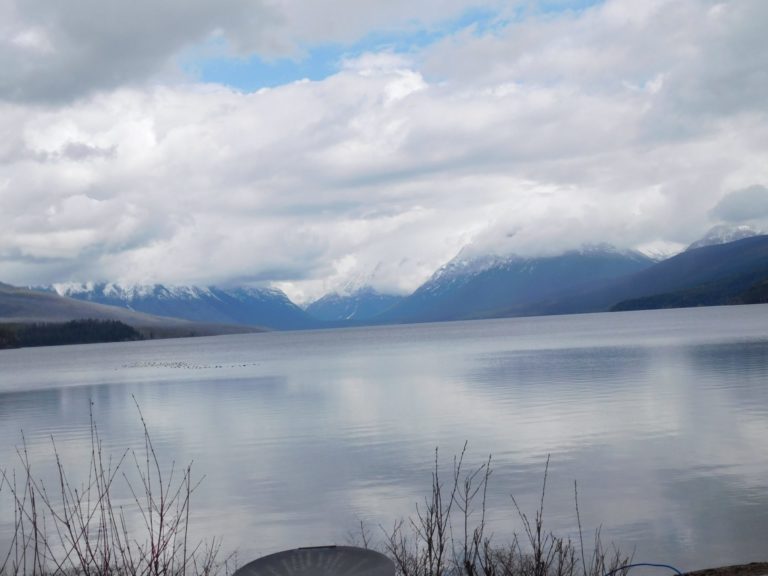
2,306 -> 768,570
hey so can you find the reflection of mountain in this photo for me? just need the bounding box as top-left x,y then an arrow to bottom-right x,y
306,287 -> 403,321
378,246 -> 654,323
4,305 -> 768,566
466,345 -> 653,392
43,283 -> 318,330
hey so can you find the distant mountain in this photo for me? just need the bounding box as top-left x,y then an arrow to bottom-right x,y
45,283 -> 318,330
611,269 -> 768,311
534,235 -> 768,315
306,287 -> 403,321
610,236 -> 768,312
686,224 -> 759,250
0,282 -> 254,337
378,245 -> 655,323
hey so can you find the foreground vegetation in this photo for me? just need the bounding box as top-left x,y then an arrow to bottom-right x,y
1,411 -> 631,576
0,406 -> 228,576
364,448 -> 631,576
0,320 -> 143,350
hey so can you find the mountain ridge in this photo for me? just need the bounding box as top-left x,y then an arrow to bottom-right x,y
518,235 -> 768,317
377,245 -> 655,323
0,283 -> 257,337
42,282 -> 318,330
11,231 -> 768,332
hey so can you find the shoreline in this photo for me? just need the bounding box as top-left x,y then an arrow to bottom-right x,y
685,563 -> 768,576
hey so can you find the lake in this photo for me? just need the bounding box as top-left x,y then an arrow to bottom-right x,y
2,305 -> 768,571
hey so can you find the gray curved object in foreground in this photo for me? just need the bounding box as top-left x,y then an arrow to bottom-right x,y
233,546 -> 395,576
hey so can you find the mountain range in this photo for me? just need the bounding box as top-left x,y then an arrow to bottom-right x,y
43,283 -> 319,331
610,236 -> 768,311
520,234 -> 768,317
0,282 -> 257,337
4,225 -> 768,333
377,245 -> 655,323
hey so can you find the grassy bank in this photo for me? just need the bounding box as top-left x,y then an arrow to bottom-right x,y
2,411 -> 633,576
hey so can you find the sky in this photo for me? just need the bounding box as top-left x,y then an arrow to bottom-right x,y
1,0 -> 767,303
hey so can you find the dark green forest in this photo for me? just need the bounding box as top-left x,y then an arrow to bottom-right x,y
611,270 -> 768,312
0,319 -> 143,349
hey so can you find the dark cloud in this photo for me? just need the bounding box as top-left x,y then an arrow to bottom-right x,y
0,0 -> 282,102
59,142 -> 116,161
710,185 -> 768,223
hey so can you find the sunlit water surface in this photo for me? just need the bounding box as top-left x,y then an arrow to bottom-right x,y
2,305 -> 768,570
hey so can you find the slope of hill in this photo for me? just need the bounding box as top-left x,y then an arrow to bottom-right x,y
378,245 -> 655,323
0,283 -> 256,337
45,283 -> 319,330
306,287 -> 403,321
1,282 -> 179,325
532,235 -> 768,316
611,238 -> 768,312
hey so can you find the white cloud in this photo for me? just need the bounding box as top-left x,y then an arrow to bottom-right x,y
0,0 -> 498,102
0,0 -> 767,303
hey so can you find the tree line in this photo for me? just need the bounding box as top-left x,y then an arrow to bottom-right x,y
0,319 -> 143,349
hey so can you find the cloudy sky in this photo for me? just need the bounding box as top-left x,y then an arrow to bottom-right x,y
1,0 -> 767,303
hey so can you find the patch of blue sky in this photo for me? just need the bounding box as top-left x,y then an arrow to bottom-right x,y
535,0 -> 603,15
184,1 -> 603,92
183,6 -> 503,92
183,44 -> 342,92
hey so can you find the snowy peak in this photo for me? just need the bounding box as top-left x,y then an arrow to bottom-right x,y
221,286 -> 291,303
380,244 -> 655,323
569,243 -> 645,259
425,244 -> 646,292
51,282 -> 219,302
430,253 -> 511,284
687,224 -> 760,251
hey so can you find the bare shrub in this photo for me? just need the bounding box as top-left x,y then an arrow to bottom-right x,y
0,401 -> 227,576
3,412 -> 630,576
379,446 -> 632,576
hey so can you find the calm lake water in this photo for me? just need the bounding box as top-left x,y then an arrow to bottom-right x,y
2,305 -> 768,570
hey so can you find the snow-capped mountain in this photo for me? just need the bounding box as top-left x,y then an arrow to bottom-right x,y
42,283 -> 318,330
379,245 -> 655,322
306,287 -> 403,322
687,224 -> 760,251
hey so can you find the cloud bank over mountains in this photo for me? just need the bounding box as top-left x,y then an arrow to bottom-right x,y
1,0 -> 767,303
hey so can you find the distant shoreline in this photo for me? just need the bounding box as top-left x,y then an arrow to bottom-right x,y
0,319 -> 142,350
0,318 -> 261,350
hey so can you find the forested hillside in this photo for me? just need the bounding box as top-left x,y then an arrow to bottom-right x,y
0,319 -> 143,349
